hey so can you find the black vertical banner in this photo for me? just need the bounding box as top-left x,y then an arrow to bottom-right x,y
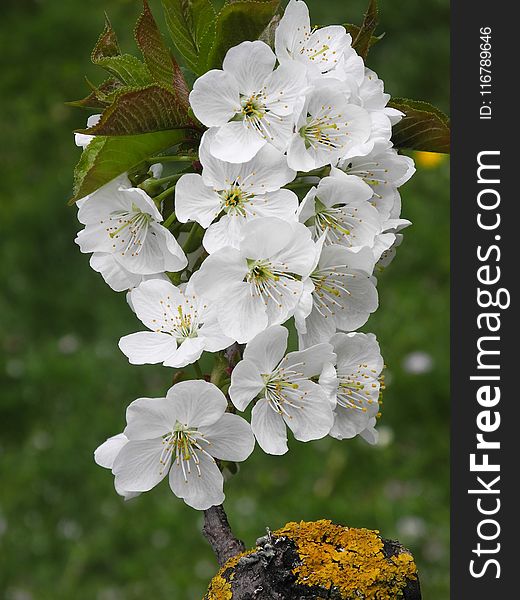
451,2 -> 516,597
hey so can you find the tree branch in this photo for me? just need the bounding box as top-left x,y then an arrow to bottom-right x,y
202,504 -> 246,567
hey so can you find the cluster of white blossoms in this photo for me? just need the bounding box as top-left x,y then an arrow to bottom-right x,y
76,0 -> 415,510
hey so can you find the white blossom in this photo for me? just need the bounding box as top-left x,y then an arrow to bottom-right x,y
298,168 -> 382,250
319,332 -> 383,443
287,83 -> 371,171
175,129 -> 298,253
296,238 -> 378,347
191,217 -> 316,343
119,279 -> 233,368
74,114 -> 100,148
229,325 -> 335,454
336,147 -> 415,222
274,0 -> 351,77
106,381 -> 255,510
94,433 -> 139,501
189,40 -> 307,163
75,178 -> 187,278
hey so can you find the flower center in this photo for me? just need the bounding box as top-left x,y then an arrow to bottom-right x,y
245,259 -> 298,309
241,95 -> 266,120
310,266 -> 353,317
336,368 -> 384,414
154,295 -> 203,343
262,362 -> 307,416
300,112 -> 346,152
343,160 -> 390,197
105,203 -> 154,257
310,197 -> 360,245
219,186 -> 251,216
160,422 -> 212,481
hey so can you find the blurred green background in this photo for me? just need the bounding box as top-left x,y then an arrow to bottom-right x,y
0,0 -> 449,598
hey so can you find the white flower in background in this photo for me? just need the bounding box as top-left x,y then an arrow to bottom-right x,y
375,232 -> 405,270
88,253 -> 170,293
326,47 -> 365,88
296,239 -> 378,348
175,129 -> 298,253
358,68 -> 404,126
75,178 -> 187,277
298,169 -> 382,249
275,0 -> 351,77
337,147 -> 415,222
192,217 -> 316,343
189,40 -> 307,163
94,433 -> 140,501
74,114 -> 101,148
108,381 -> 255,510
320,332 -> 383,443
119,279 -> 233,368
287,84 -> 371,171
229,325 -> 335,455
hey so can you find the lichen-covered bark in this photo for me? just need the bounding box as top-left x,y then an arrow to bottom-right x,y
205,520 -> 421,600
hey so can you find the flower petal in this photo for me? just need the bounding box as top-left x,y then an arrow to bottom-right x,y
274,0 -> 311,63
175,174 -> 221,227
223,40 -> 276,95
124,396 -> 179,440
199,413 -> 255,462
248,189 -> 299,222
189,69 -> 240,127
169,450 -> 224,510
94,433 -> 129,469
251,398 -> 288,455
243,324 -> 288,373
282,342 -> 336,378
191,247 -> 247,301
163,337 -> 205,368
129,278 -> 184,330
282,380 -> 333,441
166,380 -> 227,428
239,217 -> 292,260
113,438 -> 167,492
198,318 -> 234,352
229,359 -> 265,411
216,283 -> 269,343
211,121 -> 266,163
89,253 -> 142,292
203,215 -> 246,253
119,331 -> 178,365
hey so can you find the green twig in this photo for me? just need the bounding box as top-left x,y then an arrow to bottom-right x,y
162,210 -> 177,229
182,222 -> 200,252
149,154 -> 198,163
194,360 -> 204,379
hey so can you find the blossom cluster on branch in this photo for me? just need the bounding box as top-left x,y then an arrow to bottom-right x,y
73,0 -> 415,511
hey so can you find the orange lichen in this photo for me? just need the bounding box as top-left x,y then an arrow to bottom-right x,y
205,573 -> 232,600
275,520 -> 417,599
204,550 -> 255,600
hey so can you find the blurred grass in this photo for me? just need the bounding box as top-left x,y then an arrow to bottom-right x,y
0,0 -> 449,598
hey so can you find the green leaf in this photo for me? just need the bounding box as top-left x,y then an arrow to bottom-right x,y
71,129 -> 192,203
135,0 -> 189,100
206,0 -> 280,71
91,15 -> 153,86
94,54 -> 154,87
351,0 -> 378,60
76,85 -> 193,136
91,17 -> 121,62
344,23 -> 384,49
67,78 -> 123,110
388,98 -> 450,153
161,0 -> 216,75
